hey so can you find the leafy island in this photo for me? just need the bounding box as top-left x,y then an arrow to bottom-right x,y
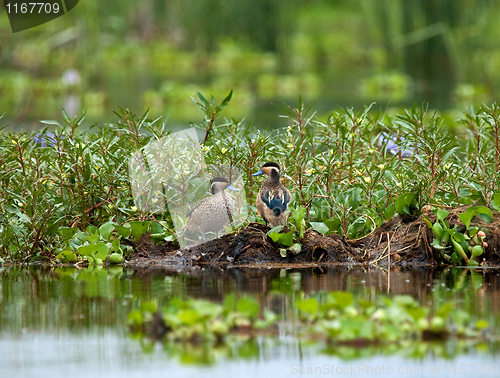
1,93 -> 500,267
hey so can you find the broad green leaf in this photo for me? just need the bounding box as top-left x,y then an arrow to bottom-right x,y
192,300 -> 222,319
77,242 -> 108,260
406,307 -> 427,321
127,310 -> 143,326
267,225 -> 284,235
141,301 -> 158,313
278,230 -> 294,247
436,208 -> 450,222
325,217 -> 341,232
111,238 -> 121,252
492,192 -> 500,211
347,190 -> 361,210
129,221 -> 150,241
452,231 -> 465,242
86,225 -> 98,235
94,243 -> 109,260
431,239 -> 448,249
237,297 -> 260,319
55,250 -> 77,263
58,227 -> 78,241
460,206 -> 493,228
451,252 -> 460,264
478,213 -> 492,223
328,291 -> 354,310
178,309 -> 200,325
86,234 -> 100,243
148,221 -> 164,234
469,206 -> 493,223
77,244 -> 95,257
115,224 -> 131,238
384,203 -> 395,220
349,218 -> 365,237
76,231 -> 89,242
395,193 -> 416,216
290,207 -> 305,229
296,298 -> 319,315
436,302 -> 454,318
267,231 -> 283,243
392,295 -> 418,307
459,212 -> 474,229
476,320 -> 489,330
99,222 -> 116,241
310,222 -> 329,235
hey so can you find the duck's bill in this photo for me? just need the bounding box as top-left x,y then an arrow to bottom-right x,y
226,184 -> 239,191
252,169 -> 264,176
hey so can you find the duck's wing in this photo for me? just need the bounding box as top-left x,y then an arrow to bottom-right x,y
260,188 -> 291,216
186,206 -> 197,218
186,197 -> 209,218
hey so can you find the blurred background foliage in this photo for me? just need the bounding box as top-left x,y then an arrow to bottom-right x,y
1,0 -> 500,129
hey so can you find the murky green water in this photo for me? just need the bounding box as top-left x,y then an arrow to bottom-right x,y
1,265 -> 499,377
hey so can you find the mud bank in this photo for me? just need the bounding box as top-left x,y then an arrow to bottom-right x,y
126,206 -> 500,267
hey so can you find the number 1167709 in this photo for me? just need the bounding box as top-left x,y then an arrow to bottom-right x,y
6,3 -> 60,14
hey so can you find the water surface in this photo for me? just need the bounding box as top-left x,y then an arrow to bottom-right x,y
1,265 -> 499,377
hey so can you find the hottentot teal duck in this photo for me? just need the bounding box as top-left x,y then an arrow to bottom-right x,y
184,177 -> 238,240
252,162 -> 291,227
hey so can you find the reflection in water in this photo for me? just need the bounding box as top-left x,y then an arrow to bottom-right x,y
0,266 -> 499,376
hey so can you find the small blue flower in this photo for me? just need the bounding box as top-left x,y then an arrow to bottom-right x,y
33,132 -> 58,147
378,132 -> 414,158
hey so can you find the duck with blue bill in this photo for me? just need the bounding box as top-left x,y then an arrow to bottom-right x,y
252,162 -> 291,227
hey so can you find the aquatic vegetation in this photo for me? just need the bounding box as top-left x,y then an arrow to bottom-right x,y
426,206 -> 493,266
2,98 -> 500,266
296,292 -> 487,342
266,207 -> 305,257
128,295 -> 277,343
128,291 -> 490,364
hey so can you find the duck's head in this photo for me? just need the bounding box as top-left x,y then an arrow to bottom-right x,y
252,162 -> 281,180
210,177 -> 239,195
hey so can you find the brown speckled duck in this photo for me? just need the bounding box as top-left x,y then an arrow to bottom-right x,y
252,162 -> 291,227
184,177 -> 238,240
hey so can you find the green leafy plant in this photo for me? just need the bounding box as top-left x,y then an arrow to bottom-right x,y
425,206 -> 490,266
266,207 -> 306,257
130,292 -> 488,349
3,99 -> 500,262
191,90 -> 233,143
